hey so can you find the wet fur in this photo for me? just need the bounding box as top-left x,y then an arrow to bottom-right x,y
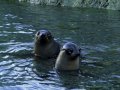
55,50 -> 79,70
34,32 -> 60,59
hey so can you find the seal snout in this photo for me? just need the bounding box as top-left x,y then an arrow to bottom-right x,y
62,42 -> 80,60
39,33 -> 48,45
70,53 -> 80,60
40,33 -> 46,38
36,30 -> 53,45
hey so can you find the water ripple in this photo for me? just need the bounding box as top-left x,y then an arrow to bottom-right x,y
0,1 -> 120,89
5,14 -> 18,19
2,31 -> 33,34
14,24 -> 33,31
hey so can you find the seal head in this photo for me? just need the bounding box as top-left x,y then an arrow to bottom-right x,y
55,42 -> 81,70
34,30 -> 60,59
35,30 -> 53,46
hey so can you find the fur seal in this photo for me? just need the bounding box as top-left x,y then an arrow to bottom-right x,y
34,30 -> 60,59
55,42 -> 81,70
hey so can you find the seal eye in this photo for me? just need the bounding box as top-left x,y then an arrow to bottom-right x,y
79,48 -> 81,52
66,49 -> 73,55
37,32 -> 40,36
47,34 -> 52,39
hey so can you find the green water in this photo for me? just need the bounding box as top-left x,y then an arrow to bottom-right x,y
0,1 -> 120,90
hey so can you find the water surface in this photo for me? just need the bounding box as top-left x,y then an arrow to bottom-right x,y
0,1 -> 120,90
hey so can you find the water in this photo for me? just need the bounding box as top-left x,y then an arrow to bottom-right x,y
0,1 -> 120,90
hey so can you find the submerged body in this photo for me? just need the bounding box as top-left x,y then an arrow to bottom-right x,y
34,30 -> 60,59
55,42 -> 81,70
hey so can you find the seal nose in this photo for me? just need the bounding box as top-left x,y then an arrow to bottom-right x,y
40,34 -> 46,39
70,53 -> 80,60
73,53 -> 80,58
39,33 -> 47,45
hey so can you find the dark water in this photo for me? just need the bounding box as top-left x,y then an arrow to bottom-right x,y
0,1 -> 120,90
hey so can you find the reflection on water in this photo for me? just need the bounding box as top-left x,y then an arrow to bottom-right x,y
0,0 -> 120,90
